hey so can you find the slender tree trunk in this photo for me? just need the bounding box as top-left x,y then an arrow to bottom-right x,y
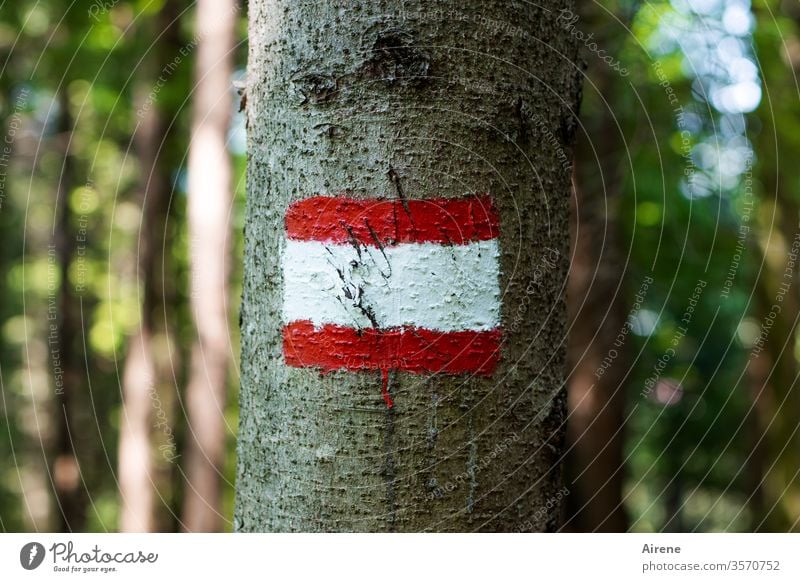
236,0 -> 582,532
118,87 -> 166,532
561,1 -> 637,533
118,332 -> 156,532
563,69 -> 628,535
117,0 -> 185,533
182,0 -> 237,532
564,172 -> 628,532
746,3 -> 800,530
52,89 -> 87,532
744,324 -> 772,530
745,197 -> 800,532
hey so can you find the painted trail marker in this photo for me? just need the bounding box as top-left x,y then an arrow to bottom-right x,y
282,195 -> 502,407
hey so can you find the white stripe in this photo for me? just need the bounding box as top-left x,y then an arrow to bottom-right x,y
282,239 -> 501,331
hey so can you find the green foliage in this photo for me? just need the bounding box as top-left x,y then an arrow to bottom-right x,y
0,0 -> 247,532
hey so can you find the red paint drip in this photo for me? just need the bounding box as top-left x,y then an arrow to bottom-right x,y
285,195 -> 499,246
381,368 -> 394,409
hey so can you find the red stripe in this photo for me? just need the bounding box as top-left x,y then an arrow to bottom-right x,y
285,195 -> 499,246
283,321 -> 501,375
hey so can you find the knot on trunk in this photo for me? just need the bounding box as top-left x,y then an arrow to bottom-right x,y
361,29 -> 430,86
290,72 -> 340,106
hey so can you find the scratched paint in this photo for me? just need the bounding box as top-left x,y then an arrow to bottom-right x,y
282,239 -> 501,331
281,195 -> 503,407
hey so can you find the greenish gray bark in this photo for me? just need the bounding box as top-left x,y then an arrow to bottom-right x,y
236,0 -> 582,532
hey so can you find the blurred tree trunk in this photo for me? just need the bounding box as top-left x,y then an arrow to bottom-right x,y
52,88 -> 88,532
746,201 -> 800,531
562,2 -> 635,532
747,0 -> 800,531
565,169 -> 628,532
117,5 -> 181,533
744,345 -> 769,526
181,0 -> 237,532
236,0 -> 582,531
118,89 -> 166,533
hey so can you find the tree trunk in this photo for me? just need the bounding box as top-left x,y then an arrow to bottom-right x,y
117,87 -> 165,533
118,330 -> 156,532
52,88 -> 88,532
117,0 -> 186,533
560,1 -> 638,533
236,0 -> 582,532
564,171 -> 628,532
182,0 -> 237,532
747,1 -> 800,530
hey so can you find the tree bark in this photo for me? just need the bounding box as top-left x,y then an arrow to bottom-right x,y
236,0 -> 582,532
182,0 -> 237,532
